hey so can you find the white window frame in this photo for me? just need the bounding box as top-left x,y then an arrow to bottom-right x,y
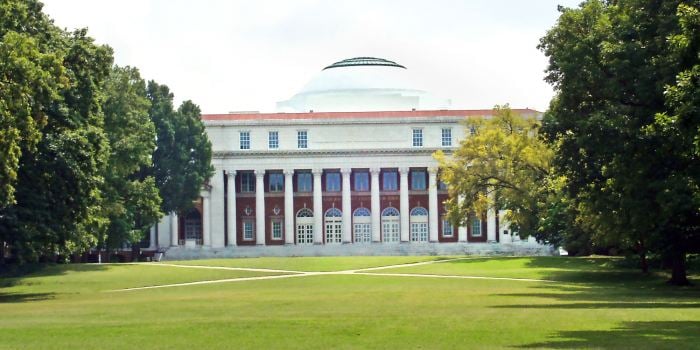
297,130 -> 308,149
269,173 -> 284,192
381,207 -> 400,242
325,172 -> 341,192
239,131 -> 250,150
240,172 -> 255,193
268,131 -> 279,149
471,217 -> 482,237
242,220 -> 254,241
441,218 -> 454,237
441,128 -> 452,147
271,219 -> 283,240
412,128 -> 423,147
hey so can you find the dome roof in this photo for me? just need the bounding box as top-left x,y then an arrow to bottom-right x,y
323,57 -> 406,70
277,57 -> 450,112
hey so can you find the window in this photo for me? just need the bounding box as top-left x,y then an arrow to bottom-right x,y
412,128 -> 423,147
240,131 -> 250,150
411,170 -> 427,190
354,171 -> 369,191
297,130 -> 308,149
471,216 -> 482,236
381,207 -> 400,242
268,131 -> 279,149
410,207 -> 429,242
243,220 -> 254,240
441,128 -> 452,146
438,180 -> 448,190
296,208 -> 314,244
326,172 -> 341,192
382,170 -> 398,191
353,208 -> 371,243
269,173 -> 283,192
271,220 -> 283,240
297,172 -> 312,192
240,172 -> 255,192
442,219 -> 454,237
324,208 -> 342,244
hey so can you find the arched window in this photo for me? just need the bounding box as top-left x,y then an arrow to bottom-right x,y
381,207 -> 400,242
353,207 -> 371,243
324,208 -> 342,243
410,207 -> 429,242
184,208 -> 202,245
410,207 -> 428,216
295,208 -> 314,244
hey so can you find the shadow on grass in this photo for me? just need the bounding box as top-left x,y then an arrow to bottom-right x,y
0,292 -> 55,303
518,321 -> 700,349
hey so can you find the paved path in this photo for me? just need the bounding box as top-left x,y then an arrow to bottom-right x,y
109,257 -> 555,292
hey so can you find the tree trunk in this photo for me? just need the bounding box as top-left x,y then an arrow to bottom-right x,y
668,251 -> 690,286
639,251 -> 649,274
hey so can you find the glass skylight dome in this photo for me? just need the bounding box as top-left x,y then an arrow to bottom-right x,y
277,57 -> 450,112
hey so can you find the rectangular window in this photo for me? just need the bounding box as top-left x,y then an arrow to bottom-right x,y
297,172 -> 312,192
268,131 -> 279,149
240,172 -> 255,192
382,171 -> 398,191
471,217 -> 482,237
297,130 -> 308,149
412,128 -> 423,147
354,171 -> 369,191
271,220 -> 283,240
269,173 -> 284,192
411,170 -> 426,190
438,180 -> 448,190
243,220 -> 254,240
325,172 -> 341,192
240,131 -> 250,150
441,128 -> 452,146
442,219 -> 454,237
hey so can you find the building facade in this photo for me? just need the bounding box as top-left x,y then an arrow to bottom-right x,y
150,57 -> 553,257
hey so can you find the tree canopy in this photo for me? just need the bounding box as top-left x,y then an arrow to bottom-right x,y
539,0 -> 700,284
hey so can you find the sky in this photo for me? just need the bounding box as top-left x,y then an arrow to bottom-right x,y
41,0 -> 583,114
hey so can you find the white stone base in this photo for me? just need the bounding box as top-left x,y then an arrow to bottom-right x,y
163,242 -> 557,260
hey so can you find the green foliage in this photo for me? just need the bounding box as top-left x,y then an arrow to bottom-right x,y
437,105 -> 567,240
540,0 -> 700,284
100,66 -> 162,250
148,81 -> 213,214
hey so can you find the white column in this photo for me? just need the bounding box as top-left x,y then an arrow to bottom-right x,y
255,169 -> 266,245
486,187 -> 497,243
149,225 -> 156,249
170,212 -> 179,246
284,169 -> 295,244
225,170 -> 237,246
209,169 -> 226,248
341,168 -> 352,243
370,167 -> 381,242
312,168 -> 323,244
428,167 -> 439,242
499,209 -> 512,243
458,195 -> 468,242
399,167 -> 410,242
201,189 -> 211,247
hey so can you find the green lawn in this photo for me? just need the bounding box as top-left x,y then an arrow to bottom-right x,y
1,256 -> 698,349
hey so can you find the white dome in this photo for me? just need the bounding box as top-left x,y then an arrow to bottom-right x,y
277,57 -> 450,112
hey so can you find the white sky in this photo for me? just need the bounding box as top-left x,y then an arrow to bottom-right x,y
41,0 -> 582,114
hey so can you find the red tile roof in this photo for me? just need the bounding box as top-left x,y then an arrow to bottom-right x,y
201,109 -> 541,121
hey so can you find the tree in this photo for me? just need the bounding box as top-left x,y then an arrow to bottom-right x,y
539,0 -> 700,284
436,106 -> 563,240
147,81 -> 213,215
100,65 -> 162,251
0,1 -> 65,208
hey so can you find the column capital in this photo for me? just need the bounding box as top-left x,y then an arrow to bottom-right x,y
369,167 -> 381,175
428,167 -> 438,176
254,169 -> 266,177
340,168 -> 352,175
225,169 -> 237,177
312,168 -> 323,176
200,190 -> 211,198
399,167 -> 410,175
283,169 -> 295,176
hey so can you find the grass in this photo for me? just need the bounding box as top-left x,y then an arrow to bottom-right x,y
0,256 -> 698,349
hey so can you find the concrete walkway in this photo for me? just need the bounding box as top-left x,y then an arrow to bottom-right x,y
109,257 -> 556,292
